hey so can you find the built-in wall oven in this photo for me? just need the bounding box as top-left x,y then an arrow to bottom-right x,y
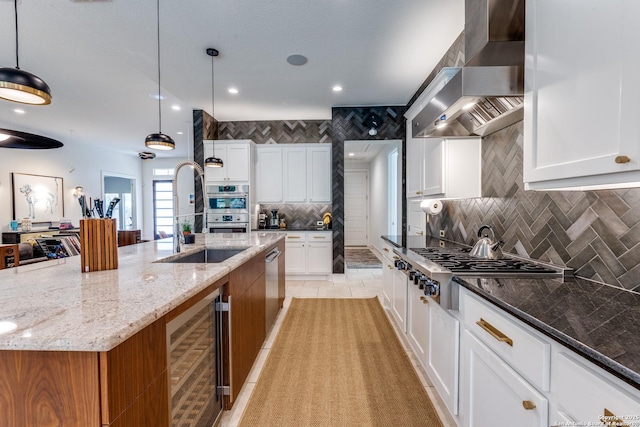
206,184 -> 249,233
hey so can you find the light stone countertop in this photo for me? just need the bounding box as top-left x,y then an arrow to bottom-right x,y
0,232 -> 284,352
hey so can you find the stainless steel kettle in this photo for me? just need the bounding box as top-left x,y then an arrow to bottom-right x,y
469,225 -> 504,259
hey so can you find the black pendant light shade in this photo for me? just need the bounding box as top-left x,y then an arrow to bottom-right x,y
145,132 -> 175,150
145,0 -> 174,151
205,48 -> 223,167
0,67 -> 51,105
0,128 -> 63,149
0,0 -> 51,105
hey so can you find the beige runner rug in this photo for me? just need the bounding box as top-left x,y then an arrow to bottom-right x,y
239,298 -> 443,427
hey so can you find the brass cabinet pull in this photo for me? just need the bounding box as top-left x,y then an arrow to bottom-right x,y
420,296 -> 429,304
476,318 -> 514,346
287,236 -> 301,239
615,155 -> 631,164
604,409 -> 630,427
416,191 -> 423,195
522,401 -> 536,410
417,231 -> 424,235
387,265 -> 393,269
393,256 -> 399,260
312,236 -> 326,239
383,248 -> 389,252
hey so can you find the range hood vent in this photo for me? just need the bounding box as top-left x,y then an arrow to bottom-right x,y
412,0 -> 524,138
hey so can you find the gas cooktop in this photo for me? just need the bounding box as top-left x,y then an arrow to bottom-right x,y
408,247 -> 565,277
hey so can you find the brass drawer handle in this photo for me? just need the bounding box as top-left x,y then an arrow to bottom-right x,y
522,401 -> 536,410
417,231 -> 424,235
312,236 -> 326,239
420,296 -> 429,304
393,256 -> 400,260
416,191 -> 423,195
287,236 -> 301,239
387,265 -> 393,269
604,409 -> 630,427
383,248 -> 389,252
615,155 -> 631,164
476,318 -> 513,346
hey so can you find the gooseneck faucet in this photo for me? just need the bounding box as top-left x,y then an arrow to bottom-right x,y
173,160 -> 208,253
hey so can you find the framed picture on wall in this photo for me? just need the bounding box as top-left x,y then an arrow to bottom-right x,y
11,173 -> 64,223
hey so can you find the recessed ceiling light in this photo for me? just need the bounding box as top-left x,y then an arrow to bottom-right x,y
171,105 -> 181,111
149,93 -> 166,100
13,108 -> 25,114
286,54 -> 308,66
228,88 -> 239,94
176,131 -> 183,135
348,152 -> 355,157
332,85 -> 343,92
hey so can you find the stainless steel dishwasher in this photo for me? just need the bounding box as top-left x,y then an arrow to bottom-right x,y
265,247 -> 282,330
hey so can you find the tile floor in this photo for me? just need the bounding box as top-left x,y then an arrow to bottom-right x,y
218,266 -> 457,427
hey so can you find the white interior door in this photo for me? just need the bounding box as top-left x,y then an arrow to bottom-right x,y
344,170 -> 369,246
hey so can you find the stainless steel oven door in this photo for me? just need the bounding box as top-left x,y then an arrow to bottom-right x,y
208,223 -> 249,233
207,194 -> 248,213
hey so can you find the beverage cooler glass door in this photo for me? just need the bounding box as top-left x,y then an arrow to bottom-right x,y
166,288 -> 224,426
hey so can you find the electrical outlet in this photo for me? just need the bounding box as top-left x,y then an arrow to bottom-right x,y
439,230 -> 445,237
439,240 -> 445,247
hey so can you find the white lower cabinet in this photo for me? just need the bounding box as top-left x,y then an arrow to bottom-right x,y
461,330 -> 548,427
391,267 -> 408,332
380,241 -> 396,309
283,231 -> 332,277
427,301 -> 460,416
407,283 -> 429,367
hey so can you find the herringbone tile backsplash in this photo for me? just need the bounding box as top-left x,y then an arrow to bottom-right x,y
260,204 -> 332,229
428,122 -> 640,292
219,120 -> 331,144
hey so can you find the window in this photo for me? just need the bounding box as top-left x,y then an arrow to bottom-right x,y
153,180 -> 174,239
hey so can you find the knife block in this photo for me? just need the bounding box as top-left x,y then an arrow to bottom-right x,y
80,218 -> 118,272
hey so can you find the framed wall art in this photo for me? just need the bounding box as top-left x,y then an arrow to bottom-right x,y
11,173 -> 64,223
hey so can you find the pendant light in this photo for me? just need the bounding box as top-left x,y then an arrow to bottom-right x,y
145,0 -> 175,151
0,0 -> 51,105
204,48 -> 223,168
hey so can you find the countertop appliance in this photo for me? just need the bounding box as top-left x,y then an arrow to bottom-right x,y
269,209 -> 279,229
393,242 -> 572,311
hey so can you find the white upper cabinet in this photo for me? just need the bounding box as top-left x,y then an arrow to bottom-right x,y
524,0 -> 640,190
255,146 -> 284,203
255,144 -> 331,204
283,147 -> 307,202
203,140 -> 252,182
307,146 -> 332,203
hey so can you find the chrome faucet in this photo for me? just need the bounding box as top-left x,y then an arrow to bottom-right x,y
173,160 -> 208,253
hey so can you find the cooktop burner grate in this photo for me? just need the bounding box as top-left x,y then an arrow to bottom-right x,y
408,247 -> 559,274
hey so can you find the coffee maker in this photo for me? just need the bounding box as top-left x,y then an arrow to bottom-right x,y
258,210 -> 267,229
269,209 -> 279,229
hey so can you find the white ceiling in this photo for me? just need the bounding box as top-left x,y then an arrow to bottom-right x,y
345,140 -> 387,164
0,0 -> 464,158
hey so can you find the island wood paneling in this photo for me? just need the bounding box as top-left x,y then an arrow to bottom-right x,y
277,240 -> 286,308
108,374 -> 168,427
99,318 -> 167,425
0,351 -> 100,427
165,275 -> 229,323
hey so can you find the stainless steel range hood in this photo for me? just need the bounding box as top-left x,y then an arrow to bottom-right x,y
412,0 -> 525,138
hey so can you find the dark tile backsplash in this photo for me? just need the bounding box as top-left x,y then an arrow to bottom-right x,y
259,204 -> 332,229
428,122 -> 640,292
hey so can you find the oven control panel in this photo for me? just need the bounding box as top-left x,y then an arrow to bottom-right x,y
209,214 -> 249,223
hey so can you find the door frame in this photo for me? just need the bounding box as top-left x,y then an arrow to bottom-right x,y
344,169 -> 370,247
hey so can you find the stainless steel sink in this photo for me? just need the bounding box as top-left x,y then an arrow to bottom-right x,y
163,248 -> 248,263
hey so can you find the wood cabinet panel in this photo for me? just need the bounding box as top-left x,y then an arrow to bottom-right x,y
277,240 -> 285,308
0,351 -> 100,427
99,319 -> 167,424
228,251 -> 265,297
117,230 -> 141,247
108,373 -> 169,427
165,275 -> 228,323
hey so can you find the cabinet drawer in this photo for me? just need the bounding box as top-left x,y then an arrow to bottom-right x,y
462,291 -> 550,391
284,232 -> 306,243
307,232 -> 331,241
380,241 -> 397,261
554,352 -> 640,425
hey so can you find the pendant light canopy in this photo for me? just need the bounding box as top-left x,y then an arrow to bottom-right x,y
145,0 -> 174,151
0,0 -> 51,105
204,48 -> 223,168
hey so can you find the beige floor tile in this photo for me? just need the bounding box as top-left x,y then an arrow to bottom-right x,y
350,287 -> 383,299
332,273 -> 348,282
285,279 -> 306,288
286,287 -> 319,298
317,286 -> 352,298
303,280 -> 332,288
363,278 -> 383,288
332,278 -> 365,287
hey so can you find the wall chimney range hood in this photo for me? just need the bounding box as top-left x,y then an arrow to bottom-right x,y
412,0 -> 525,138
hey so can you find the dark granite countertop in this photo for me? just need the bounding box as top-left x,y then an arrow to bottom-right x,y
383,235 -> 640,390
253,227 -> 331,232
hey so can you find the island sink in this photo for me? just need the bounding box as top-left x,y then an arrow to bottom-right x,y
163,248 -> 248,263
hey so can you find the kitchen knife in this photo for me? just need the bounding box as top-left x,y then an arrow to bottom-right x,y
94,199 -> 104,218
105,197 -> 120,219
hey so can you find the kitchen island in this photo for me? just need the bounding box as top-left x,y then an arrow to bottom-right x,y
0,231 -> 285,427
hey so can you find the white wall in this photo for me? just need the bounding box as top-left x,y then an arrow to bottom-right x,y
369,141 -> 402,252
0,139 -> 142,234
141,156 -> 195,241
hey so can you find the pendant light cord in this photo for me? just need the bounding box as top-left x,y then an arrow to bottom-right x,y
156,0 -> 162,133
14,0 -> 20,69
211,53 -> 215,122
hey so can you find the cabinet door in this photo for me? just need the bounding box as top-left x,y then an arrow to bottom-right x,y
444,138 -> 481,198
461,330 -> 548,427
307,146 -> 331,203
381,261 -> 393,309
407,284 -> 429,367
206,144 -> 228,182
422,138 -> 444,196
391,268 -> 407,332
283,147 -> 307,202
406,134 -> 425,198
307,241 -> 332,274
255,147 -> 283,203
428,302 -> 460,416
524,0 -> 640,189
408,199 -> 425,237
225,144 -> 250,182
285,242 -> 306,274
